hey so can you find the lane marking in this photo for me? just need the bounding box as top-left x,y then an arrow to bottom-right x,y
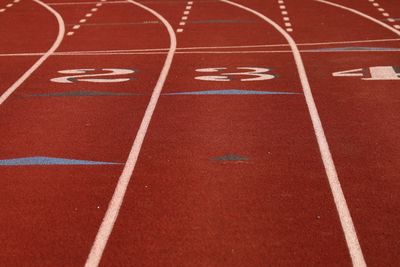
220,0 -> 366,266
177,0 -> 194,33
0,0 -> 21,13
1,37 -> 399,58
277,0 -> 293,32
315,0 -> 400,36
68,0 -> 106,37
84,1 -> 177,266
0,0 -> 65,107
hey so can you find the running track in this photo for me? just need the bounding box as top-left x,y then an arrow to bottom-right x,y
0,0 -> 399,266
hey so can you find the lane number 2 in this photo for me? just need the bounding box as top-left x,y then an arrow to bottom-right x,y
51,68 -> 136,83
333,66 -> 400,80
195,67 -> 276,82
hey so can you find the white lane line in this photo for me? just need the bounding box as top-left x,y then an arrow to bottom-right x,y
0,8 -> 5,12
85,13 -> 93,17
394,25 -> 400,29
0,0 -> 65,107
220,0 -> 367,266
84,0 -> 177,266
182,16 -> 188,20
67,31 -> 74,36
315,0 -> 400,36
183,10 -> 189,15
6,3 -> 13,7
80,18 -> 87,23
1,37 -> 399,57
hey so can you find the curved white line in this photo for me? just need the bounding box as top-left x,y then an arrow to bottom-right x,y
84,1 -> 177,266
315,0 -> 400,37
219,0 -> 366,266
0,0 -> 65,106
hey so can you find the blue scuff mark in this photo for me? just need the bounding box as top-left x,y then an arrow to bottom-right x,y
211,154 -> 249,161
163,89 -> 300,96
25,90 -> 140,97
308,46 -> 400,52
0,156 -> 122,166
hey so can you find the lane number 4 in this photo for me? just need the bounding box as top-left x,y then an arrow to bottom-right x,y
333,66 -> 400,80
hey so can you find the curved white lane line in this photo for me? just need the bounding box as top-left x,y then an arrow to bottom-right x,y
219,1 -> 366,266
0,0 -> 65,106
315,0 -> 400,37
84,1 -> 177,266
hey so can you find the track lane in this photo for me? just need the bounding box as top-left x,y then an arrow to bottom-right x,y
0,1 -> 171,266
97,1 -> 354,266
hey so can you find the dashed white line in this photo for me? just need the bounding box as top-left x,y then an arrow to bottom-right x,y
176,0 -> 193,32
277,0 -> 293,32
365,0 -> 399,30
67,1 -> 105,37
0,0 -> 21,13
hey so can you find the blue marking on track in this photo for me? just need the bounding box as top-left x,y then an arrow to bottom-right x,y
163,89 -> 299,95
310,46 -> 400,51
0,157 -> 122,166
25,90 -> 140,97
211,154 -> 249,161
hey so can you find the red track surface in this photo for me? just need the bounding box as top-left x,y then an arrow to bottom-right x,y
0,0 -> 399,266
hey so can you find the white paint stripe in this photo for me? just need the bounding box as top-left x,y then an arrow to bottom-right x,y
179,21 -> 186,26
96,3 -> 102,7
2,48 -> 400,58
182,16 -> 188,20
84,0 -> 177,266
388,18 -> 395,22
85,13 -> 93,17
285,22 -> 292,27
382,13 -> 390,17
372,2 -> 379,7
73,24 -> 80,29
188,1 -> 193,4
67,31 -> 74,36
0,8 -> 5,12
377,8 -> 384,12
14,0 -> 20,3
47,1 -> 126,5
315,0 -> 400,37
177,28 -> 183,32
1,37 -> 399,58
0,0 -> 65,107
283,16 -> 290,21
281,10 -> 288,15
220,1 -> 366,266
91,7 -> 98,12
183,10 -> 189,15
279,5 -> 286,9
394,25 -> 400,29
80,18 -> 87,23
286,28 -> 293,32
185,5 -> 192,9
6,3 -> 13,7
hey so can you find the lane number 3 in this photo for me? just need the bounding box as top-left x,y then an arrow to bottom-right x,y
195,67 -> 276,82
51,68 -> 136,83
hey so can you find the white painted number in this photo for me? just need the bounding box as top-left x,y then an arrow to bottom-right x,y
333,66 -> 400,80
195,67 -> 276,82
51,68 -> 136,83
